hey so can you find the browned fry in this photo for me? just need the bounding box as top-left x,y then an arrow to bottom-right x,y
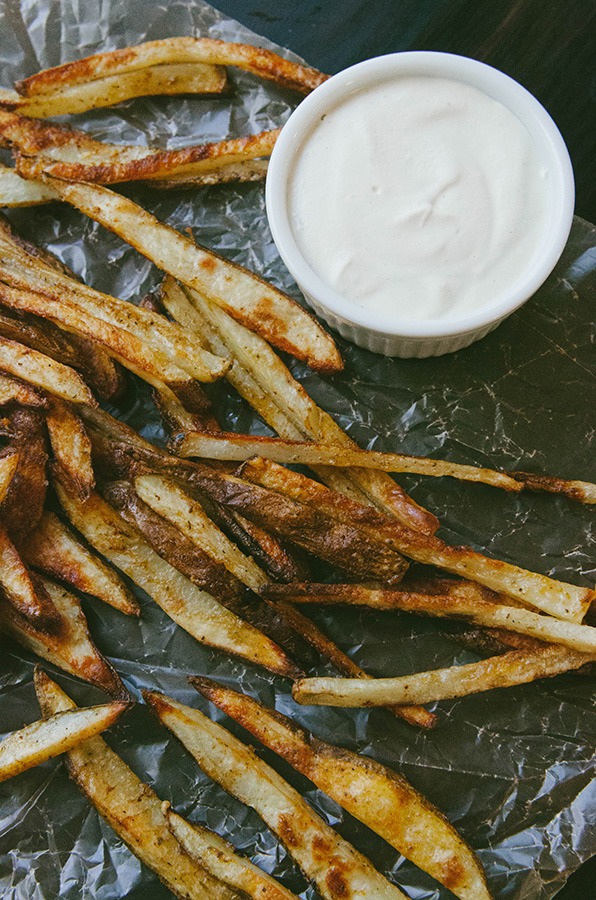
0,525 -> 58,626
15,37 -> 327,98
0,577 -> 127,698
0,373 -> 46,407
0,335 -> 95,405
45,398 -> 94,499
292,644 -> 596,708
0,452 -> 18,503
20,511 -> 139,617
0,406 -> 48,542
192,678 -> 489,900
177,430 -> 596,505
150,158 -> 269,190
14,173 -> 342,375
0,62 -> 226,117
241,457 -> 594,623
0,161 -> 58,205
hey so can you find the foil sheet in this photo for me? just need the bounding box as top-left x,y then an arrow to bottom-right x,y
1,2 -> 596,898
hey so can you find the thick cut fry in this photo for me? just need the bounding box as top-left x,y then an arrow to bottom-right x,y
163,278 -> 435,533
0,525 -> 58,626
16,37 -> 327,98
0,406 -> 48,542
178,431 -> 596,505
0,62 -> 226,116
144,691 -> 409,900
242,457 -> 594,623
54,481 -> 300,679
0,372 -> 46,406
45,398 -> 94,499
293,644 -> 596,707
0,452 -> 18,503
165,807 -> 300,900
264,583 -> 596,653
0,162 -> 58,205
34,670 -> 241,900
0,335 -> 95,404
18,175 -> 342,374
0,577 -> 127,698
192,678 -> 490,900
20,511 -> 139,616
0,700 -> 130,783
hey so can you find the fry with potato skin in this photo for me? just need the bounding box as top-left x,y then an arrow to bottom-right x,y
0,452 -> 18,502
0,406 -> 48,543
0,335 -> 95,405
144,690 -> 410,900
192,677 -> 491,900
33,670 -> 241,900
45,398 -> 94,499
0,526 -> 58,627
0,700 -> 130,783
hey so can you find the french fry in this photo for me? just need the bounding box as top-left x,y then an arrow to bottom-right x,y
178,431 -> 596,505
242,457 -> 595,623
0,406 -> 48,542
144,690 -> 410,900
45,398 -> 94,499
0,335 -> 95,405
0,578 -> 127,698
16,174 -> 342,374
54,480 -> 301,679
0,700 -> 130,783
0,161 -> 58,205
33,670 -> 241,900
292,644 -> 596,708
151,159 -> 269,189
15,37 -> 327,98
0,62 -> 226,116
0,452 -> 18,503
20,511 -> 139,617
192,677 -> 491,900
164,807 -> 301,900
162,277 -> 436,533
0,525 -> 58,626
0,372 -> 46,407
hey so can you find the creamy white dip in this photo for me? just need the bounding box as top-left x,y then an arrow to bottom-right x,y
288,75 -> 550,321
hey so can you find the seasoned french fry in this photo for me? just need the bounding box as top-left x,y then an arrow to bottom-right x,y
192,678 -> 490,900
16,174 -> 342,374
0,577 -> 127,698
0,372 -> 46,407
292,644 -> 596,707
0,700 -> 130,783
0,161 -> 58,205
45,398 -> 94,499
15,37 -> 327,98
178,431 -> 596,505
0,407 -> 48,543
20,511 -> 139,616
0,335 -> 95,405
54,480 -> 301,679
164,806 -> 300,900
242,457 -> 594,623
151,159 -> 269,189
33,670 -> 240,900
0,452 -> 18,503
0,525 -> 58,626
0,62 -> 226,116
144,690 -> 410,900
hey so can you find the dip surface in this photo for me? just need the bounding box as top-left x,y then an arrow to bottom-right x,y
288,75 -> 550,321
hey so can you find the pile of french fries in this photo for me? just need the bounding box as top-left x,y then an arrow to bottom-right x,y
1,31 -> 594,900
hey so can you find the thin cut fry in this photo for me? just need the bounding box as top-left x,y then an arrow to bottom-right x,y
242,457 -> 594,623
45,398 -> 94,499
16,174 -> 342,374
0,335 -> 95,405
144,690 -> 410,900
0,62 -> 226,116
192,678 -> 490,900
292,644 -> 596,707
0,700 -> 130,783
33,670 -> 240,900
16,37 -> 327,97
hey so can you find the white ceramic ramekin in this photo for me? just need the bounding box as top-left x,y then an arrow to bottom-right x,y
266,51 -> 575,358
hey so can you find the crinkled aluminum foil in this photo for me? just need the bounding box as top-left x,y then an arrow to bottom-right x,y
1,2 -> 596,899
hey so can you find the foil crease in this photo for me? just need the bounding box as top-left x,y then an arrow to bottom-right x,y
1,2 -> 596,898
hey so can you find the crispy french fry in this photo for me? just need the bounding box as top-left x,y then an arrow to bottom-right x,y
163,278 -> 435,533
0,700 -> 130,783
151,159 -> 269,189
33,670 -> 240,900
20,511 -> 139,616
15,37 -> 327,98
45,398 -> 94,499
164,807 -> 300,900
0,335 -> 95,405
292,644 -> 596,707
178,431 -> 596,505
0,452 -> 18,503
242,457 -> 594,623
192,678 -> 490,900
144,690 -> 410,900
0,407 -> 48,542
0,161 -> 58,205
0,525 -> 58,626
54,480 -> 301,679
16,174 -> 342,375
0,62 -> 226,116
0,578 -> 127,698
0,372 -> 46,407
